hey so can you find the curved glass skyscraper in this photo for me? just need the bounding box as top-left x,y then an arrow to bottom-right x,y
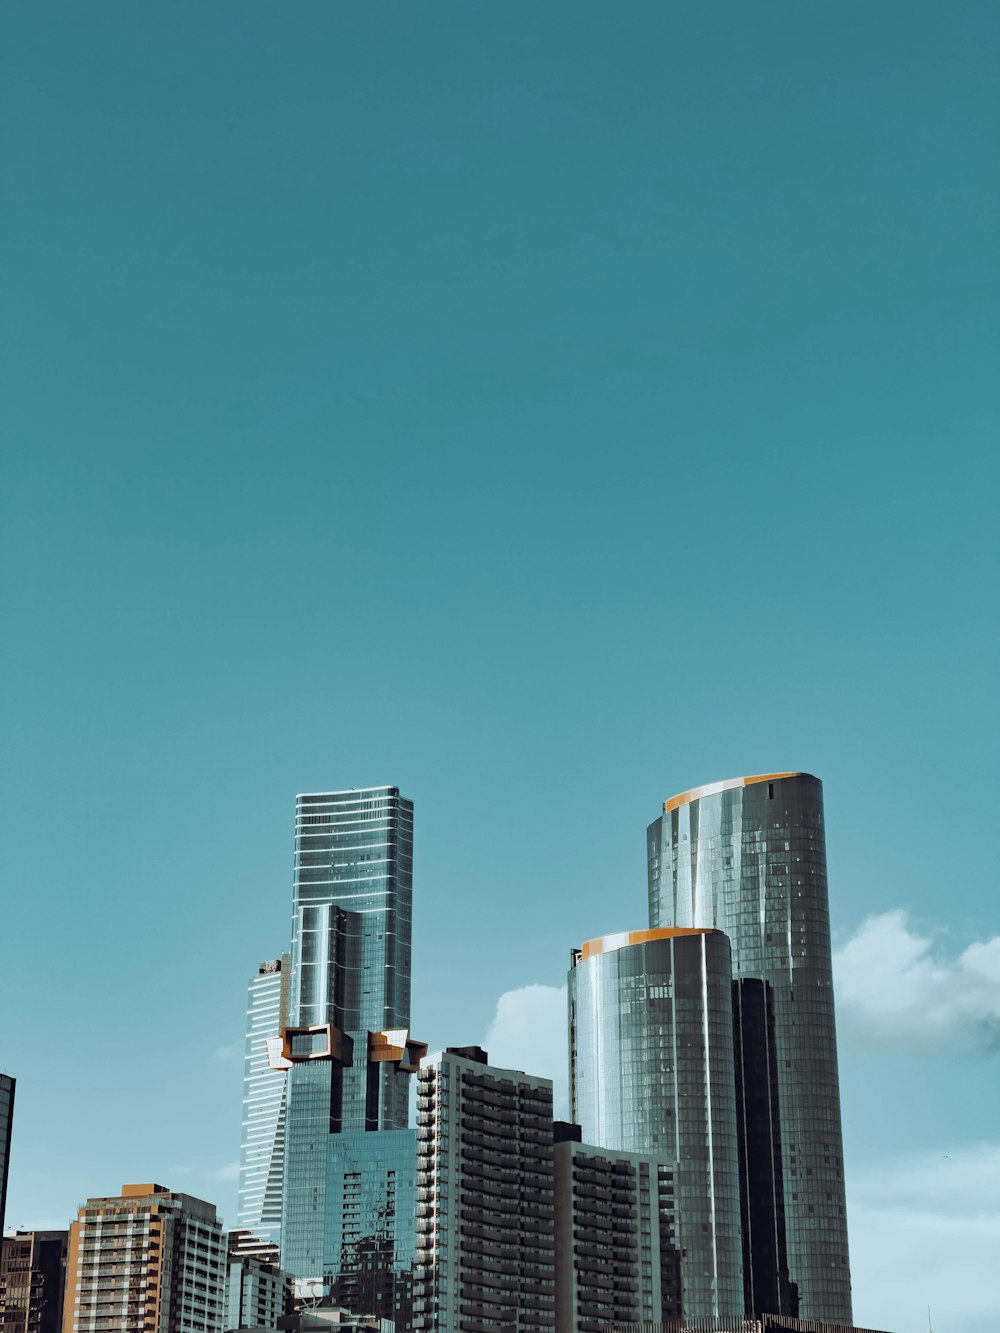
647,772 -> 852,1323
568,928 -> 745,1321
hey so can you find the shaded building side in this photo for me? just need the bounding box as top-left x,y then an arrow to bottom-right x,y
0,1230 -> 68,1333
553,1123 -> 681,1333
733,979 -> 797,1318
0,1075 -> 13,1240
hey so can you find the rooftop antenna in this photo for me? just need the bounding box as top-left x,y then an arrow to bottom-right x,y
928,1304 -> 933,1333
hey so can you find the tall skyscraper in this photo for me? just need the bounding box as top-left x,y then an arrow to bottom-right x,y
289,787 -> 414,1129
647,772 -> 852,1323
63,1184 -> 226,1333
280,787 -> 424,1324
0,1229 -> 68,1333
237,955 -> 290,1255
0,1073 -> 14,1238
412,1047 -> 557,1333
568,929 -> 745,1321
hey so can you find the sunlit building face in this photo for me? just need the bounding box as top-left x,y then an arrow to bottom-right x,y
568,928 -> 745,1322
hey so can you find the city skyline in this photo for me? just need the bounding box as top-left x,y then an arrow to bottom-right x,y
3,4 -> 997,1332
3,770 -> 997,1332
233,779 -> 852,1327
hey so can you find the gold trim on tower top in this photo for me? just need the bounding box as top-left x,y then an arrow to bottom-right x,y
579,927 -> 719,961
663,772 -> 811,813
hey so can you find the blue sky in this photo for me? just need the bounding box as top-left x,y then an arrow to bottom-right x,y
1,4 -> 997,1330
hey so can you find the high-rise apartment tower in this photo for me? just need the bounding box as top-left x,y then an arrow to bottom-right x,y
238,956 -> 290,1254
280,787 -> 424,1324
62,1184 -> 226,1333
412,1048 -> 557,1333
568,929 -> 744,1321
553,1123 -> 681,1332
647,773 -> 851,1322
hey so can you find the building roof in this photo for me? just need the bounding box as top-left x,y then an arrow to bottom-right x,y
579,927 -> 719,961
663,771 -> 814,813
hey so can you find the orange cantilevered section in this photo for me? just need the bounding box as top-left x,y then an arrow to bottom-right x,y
663,772 -> 809,813
369,1029 -> 428,1074
578,927 -> 718,961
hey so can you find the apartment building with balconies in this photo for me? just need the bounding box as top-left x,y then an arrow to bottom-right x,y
412,1047 -> 556,1333
62,1184 -> 226,1333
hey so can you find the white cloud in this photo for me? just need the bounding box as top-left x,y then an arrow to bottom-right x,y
212,1161 -> 240,1183
848,1143 -> 1000,1333
482,984 -> 568,1118
210,1043 -> 241,1064
833,911 -> 1000,1053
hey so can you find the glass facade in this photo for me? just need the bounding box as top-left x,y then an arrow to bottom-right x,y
238,956 -> 290,1253
282,1064 -> 416,1325
647,773 -> 852,1323
291,787 -> 414,1130
282,1059 -> 336,1282
323,1129 -> 417,1326
732,978 -> 796,1317
568,930 -> 744,1321
282,787 -> 419,1322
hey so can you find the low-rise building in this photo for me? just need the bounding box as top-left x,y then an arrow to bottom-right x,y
277,1309 -> 390,1331
225,1231 -> 291,1331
